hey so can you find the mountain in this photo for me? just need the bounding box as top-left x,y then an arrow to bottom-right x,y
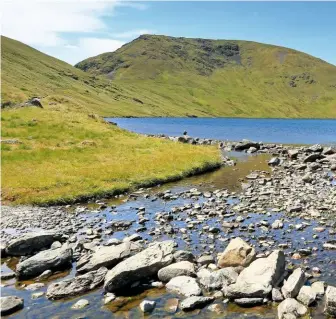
1,36 -> 171,116
76,34 -> 336,118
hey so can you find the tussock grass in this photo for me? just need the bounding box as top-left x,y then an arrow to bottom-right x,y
1,107 -> 221,205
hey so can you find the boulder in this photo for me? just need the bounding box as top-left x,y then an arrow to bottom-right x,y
76,242 -> 141,273
197,267 -> 238,291
139,300 -> 156,313
234,140 -> 260,151
303,153 -> 324,163
268,157 -> 281,166
46,267 -> 107,300
166,276 -> 202,297
16,246 -> 72,279
224,250 -> 285,298
0,296 -> 24,316
324,286 -> 336,317
71,299 -> 89,309
278,298 -> 307,319
5,231 -> 63,256
288,150 -> 299,159
197,255 -> 215,265
104,241 -> 175,292
173,250 -> 195,263
281,268 -> 306,299
311,281 -> 325,298
218,237 -> 256,268
180,296 -> 214,311
272,288 -> 284,302
158,261 -> 196,282
297,286 -> 316,306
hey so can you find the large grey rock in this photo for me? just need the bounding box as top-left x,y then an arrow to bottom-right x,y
234,298 -> 264,307
46,267 -> 107,300
297,286 -> 316,306
180,296 -> 214,311
268,157 -> 281,166
5,231 -> 63,256
281,268 -> 306,299
158,261 -> 196,282
166,276 -> 202,297
218,237 -> 256,268
104,241 -> 175,292
16,246 -> 72,279
324,286 -> 336,317
0,296 -> 24,316
303,153 -> 324,163
225,250 -> 285,298
235,140 -> 260,151
288,150 -> 299,159
197,267 -> 238,291
278,298 -> 307,319
77,242 -> 141,273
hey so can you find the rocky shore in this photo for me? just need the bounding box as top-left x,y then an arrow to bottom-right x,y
1,140 -> 335,318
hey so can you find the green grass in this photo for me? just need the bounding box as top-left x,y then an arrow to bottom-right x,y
1,107 -> 221,205
76,34 -> 336,118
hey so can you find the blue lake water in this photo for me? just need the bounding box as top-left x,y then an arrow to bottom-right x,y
106,117 -> 336,145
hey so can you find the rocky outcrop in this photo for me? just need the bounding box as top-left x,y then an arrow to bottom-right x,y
104,241 -> 175,292
218,237 -> 256,268
46,267 -> 107,300
76,242 -> 141,273
5,231 -> 63,256
158,261 -> 196,282
297,286 -> 316,306
224,250 -> 285,298
166,276 -> 202,297
0,296 -> 24,316
16,246 -> 72,279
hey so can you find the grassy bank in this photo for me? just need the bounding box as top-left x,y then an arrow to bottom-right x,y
1,107 -> 221,205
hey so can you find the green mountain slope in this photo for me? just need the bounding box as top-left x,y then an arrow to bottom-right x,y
1,36 -> 175,116
76,34 -> 336,118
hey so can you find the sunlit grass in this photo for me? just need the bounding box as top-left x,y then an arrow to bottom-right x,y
1,107 -> 221,205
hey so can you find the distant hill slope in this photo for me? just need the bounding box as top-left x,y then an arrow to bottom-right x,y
1,36 -> 175,116
76,34 -> 336,118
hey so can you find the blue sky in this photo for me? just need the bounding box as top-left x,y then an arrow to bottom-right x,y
2,1 -> 336,65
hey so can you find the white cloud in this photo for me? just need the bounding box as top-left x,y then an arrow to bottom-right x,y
114,29 -> 154,39
1,0 -> 118,47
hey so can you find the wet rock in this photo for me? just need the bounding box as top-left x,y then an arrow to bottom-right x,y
77,242 -> 141,273
0,271 -> 16,280
139,300 -> 156,313
104,241 -> 175,292
71,299 -> 89,309
207,303 -> 224,313
46,267 -> 107,300
25,283 -> 45,291
36,269 -> 52,280
297,286 -> 316,306
158,261 -> 196,282
272,220 -> 284,229
180,296 -> 214,311
0,296 -> 24,316
16,246 -> 72,279
197,267 -> 238,291
268,157 -> 281,166
281,268 -> 306,299
277,298 -> 307,319
31,292 -> 44,299
164,298 -> 179,313
225,250 -> 285,298
103,293 -> 116,304
5,231 -> 63,256
235,140 -> 260,151
234,297 -> 264,307
324,286 -> 336,317
166,276 -> 202,297
173,250 -> 195,263
218,237 -> 256,268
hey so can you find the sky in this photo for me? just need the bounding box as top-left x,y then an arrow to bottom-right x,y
2,1 -> 336,66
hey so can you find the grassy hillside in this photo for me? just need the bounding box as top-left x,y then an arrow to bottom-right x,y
1,36 -> 221,204
76,34 -> 336,118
